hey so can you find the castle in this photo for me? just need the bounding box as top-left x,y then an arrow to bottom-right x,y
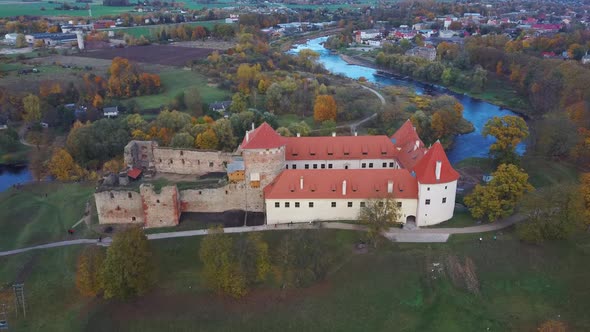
94,120 -> 459,228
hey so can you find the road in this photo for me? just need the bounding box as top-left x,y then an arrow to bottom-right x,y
0,215 -> 524,257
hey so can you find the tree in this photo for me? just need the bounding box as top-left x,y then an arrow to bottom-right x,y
195,128 -> 218,149
464,164 -> 534,222
287,121 -> 311,137
483,115 -> 529,164
22,94 -> 41,124
171,132 -> 195,148
48,148 -> 86,181
580,173 -> 590,227
100,227 -> 155,300
537,320 -> 567,332
76,246 -> 105,297
183,86 -> 203,116
230,92 -> 248,113
15,33 -> 26,48
212,118 -> 236,151
199,227 -> 270,298
107,57 -> 138,98
358,195 -> 401,247
313,95 -> 337,122
516,185 -> 584,244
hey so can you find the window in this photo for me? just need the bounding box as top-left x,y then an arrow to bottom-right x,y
344,152 -> 349,156
293,164 -> 297,169
286,165 -> 289,169
382,162 -> 387,168
305,164 -> 309,169
389,162 -> 394,167
159,158 -> 162,163
180,151 -> 183,156
347,202 -> 353,207
442,197 -> 447,203
309,202 -> 314,208
295,202 -> 300,208
378,201 -> 384,207
116,205 -> 121,211
285,202 -> 290,208
132,217 -> 136,221
427,187 -> 430,191
209,162 -> 214,167
313,164 -> 318,169
198,191 -> 202,195
345,165 -> 349,169
128,192 -> 132,198
321,164 -> 326,169
331,202 -> 337,208
362,163 -> 367,168
425,199 -> 430,205
445,186 -> 448,189
397,202 -> 402,208
360,202 -> 366,208
328,164 -> 333,169
369,163 -> 373,168
156,199 -> 160,203
275,202 -> 280,208
170,159 -> 173,164
182,159 -> 185,164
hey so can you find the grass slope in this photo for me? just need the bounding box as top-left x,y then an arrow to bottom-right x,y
0,182 -> 96,251
1,228 -> 589,331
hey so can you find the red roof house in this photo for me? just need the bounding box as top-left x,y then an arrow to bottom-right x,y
412,141 -> 459,184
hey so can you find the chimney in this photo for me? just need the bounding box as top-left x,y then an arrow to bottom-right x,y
342,180 -> 347,195
414,140 -> 420,151
435,161 -> 442,181
387,180 -> 394,193
297,132 -> 301,137
300,176 -> 304,190
354,131 -> 358,136
251,122 -> 255,130
246,130 -> 250,142
332,132 -> 336,137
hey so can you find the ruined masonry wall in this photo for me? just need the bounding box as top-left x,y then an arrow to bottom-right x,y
95,190 -> 145,225
243,147 -> 285,187
180,183 -> 264,213
153,148 -> 233,175
140,185 -> 180,228
124,141 -> 157,169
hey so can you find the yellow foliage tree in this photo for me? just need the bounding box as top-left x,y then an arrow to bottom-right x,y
48,148 -> 86,181
103,157 -> 124,173
482,115 -> 529,163
195,128 -> 219,150
313,95 -> 337,122
76,247 -> 105,297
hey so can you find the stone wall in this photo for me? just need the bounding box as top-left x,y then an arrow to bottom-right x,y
140,184 -> 181,228
180,183 -> 264,213
243,147 -> 285,187
95,190 -> 145,225
124,141 -> 158,169
153,148 -> 233,175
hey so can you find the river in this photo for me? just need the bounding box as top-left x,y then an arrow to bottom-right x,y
0,164 -> 33,192
290,36 -> 526,163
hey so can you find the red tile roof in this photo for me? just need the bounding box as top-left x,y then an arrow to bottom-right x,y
284,136 -> 398,160
390,120 -> 428,169
264,169 -> 418,200
240,122 -> 286,150
412,141 -> 459,184
127,168 -> 142,179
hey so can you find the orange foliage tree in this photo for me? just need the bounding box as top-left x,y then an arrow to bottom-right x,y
76,246 -> 105,297
313,95 -> 337,122
48,148 -> 86,181
195,128 -> 219,149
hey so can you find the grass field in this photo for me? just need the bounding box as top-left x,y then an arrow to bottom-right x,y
1,227 -> 589,331
0,0 -> 132,18
129,68 -> 230,110
111,20 -> 224,38
522,156 -> 580,188
0,182 -> 96,251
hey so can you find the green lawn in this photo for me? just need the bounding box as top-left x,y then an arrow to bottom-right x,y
128,68 -> 230,111
0,182 -> 97,251
0,1 -> 132,18
1,227 -> 589,331
111,20 -> 224,38
522,156 -> 579,188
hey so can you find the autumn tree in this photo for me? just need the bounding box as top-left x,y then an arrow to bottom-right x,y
100,227 -> 155,300
76,246 -> 105,297
358,194 -> 401,247
483,115 -> 529,164
516,185 -> 584,244
15,33 -> 26,48
199,227 -> 270,298
212,118 -> 236,151
48,148 -> 86,181
464,164 -> 534,222
313,95 -> 337,122
183,86 -> 203,116
195,128 -> 218,149
580,173 -> 590,227
22,94 -> 41,124
171,132 -> 195,148
107,57 -> 138,98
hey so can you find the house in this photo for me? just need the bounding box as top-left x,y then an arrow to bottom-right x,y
405,46 -> 437,61
0,119 -> 7,130
25,33 -> 77,46
227,158 -> 245,183
103,106 -> 119,118
209,101 -> 232,113
582,54 -> 590,65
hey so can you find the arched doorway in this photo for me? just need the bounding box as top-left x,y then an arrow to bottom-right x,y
405,215 -> 417,230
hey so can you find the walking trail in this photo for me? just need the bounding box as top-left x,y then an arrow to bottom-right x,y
0,214 -> 524,257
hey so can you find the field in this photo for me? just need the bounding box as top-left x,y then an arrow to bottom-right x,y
128,68 -> 230,110
0,182 -> 96,251
80,45 -> 214,67
108,20 -> 224,38
0,226 -> 589,331
0,0 -> 132,18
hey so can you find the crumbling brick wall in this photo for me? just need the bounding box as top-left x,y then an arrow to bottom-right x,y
140,184 -> 180,228
95,190 -> 144,225
124,141 -> 158,170
153,148 -> 233,175
180,183 -> 264,213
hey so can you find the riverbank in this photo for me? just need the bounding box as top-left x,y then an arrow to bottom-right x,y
339,53 -> 531,119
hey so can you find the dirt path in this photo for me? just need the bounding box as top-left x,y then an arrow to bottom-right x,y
0,214 -> 524,257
